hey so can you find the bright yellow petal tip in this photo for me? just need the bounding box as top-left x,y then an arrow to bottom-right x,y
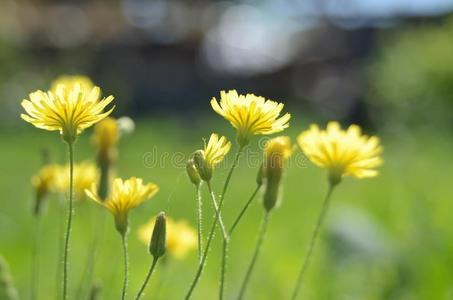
138,216 -> 197,259
85,177 -> 159,235
192,133 -> 231,181
210,90 -> 291,146
21,79 -> 115,143
297,121 -> 383,185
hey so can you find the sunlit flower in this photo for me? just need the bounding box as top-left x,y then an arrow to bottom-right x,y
92,117 -> 119,162
260,136 -> 292,211
210,90 -> 291,145
192,133 -> 231,181
138,216 -> 197,259
21,84 -> 114,143
55,162 -> 99,200
263,136 -> 292,173
297,121 -> 383,185
85,177 -> 159,235
51,75 -> 94,95
31,164 -> 60,214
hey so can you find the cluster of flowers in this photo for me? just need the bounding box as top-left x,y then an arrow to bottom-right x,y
21,76 -> 382,299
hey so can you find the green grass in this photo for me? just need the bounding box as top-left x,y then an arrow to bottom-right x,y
1,118 -> 453,300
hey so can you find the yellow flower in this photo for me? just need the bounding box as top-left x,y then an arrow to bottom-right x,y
55,162 -> 99,200
138,216 -> 197,259
91,117 -> 119,162
31,164 -> 60,214
261,136 -> 292,211
192,133 -> 231,181
50,75 -> 94,94
21,84 -> 114,143
85,177 -> 159,234
211,90 -> 291,145
297,121 -> 383,185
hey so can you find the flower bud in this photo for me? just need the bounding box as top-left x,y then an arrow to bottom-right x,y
192,150 -> 212,182
261,137 -> 292,211
149,212 -> 167,258
256,163 -> 264,186
186,159 -> 201,186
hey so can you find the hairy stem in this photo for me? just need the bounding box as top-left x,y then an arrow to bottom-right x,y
207,182 -> 228,240
219,184 -> 261,299
62,142 -> 74,300
290,185 -> 335,300
184,146 -> 243,299
196,185 -> 203,263
135,256 -> 159,300
121,234 -> 129,300
237,212 -> 270,300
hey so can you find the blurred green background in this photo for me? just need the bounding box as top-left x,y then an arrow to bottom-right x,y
1,0 -> 453,299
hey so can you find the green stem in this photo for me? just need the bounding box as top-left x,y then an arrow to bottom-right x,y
184,146 -> 244,299
75,205 -> 106,299
121,234 -> 129,300
237,212 -> 270,300
31,215 -> 41,300
62,142 -> 74,300
229,184 -> 261,235
207,182 -> 228,240
135,256 -> 159,300
290,185 -> 335,300
219,184 -> 261,300
195,185 -> 203,264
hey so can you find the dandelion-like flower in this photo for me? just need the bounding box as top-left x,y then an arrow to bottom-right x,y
192,133 -> 231,181
211,90 -> 291,145
297,121 -> 383,185
51,75 -> 94,94
31,164 -> 60,214
139,216 -> 197,259
21,84 -> 114,144
85,177 -> 159,235
55,162 -> 99,200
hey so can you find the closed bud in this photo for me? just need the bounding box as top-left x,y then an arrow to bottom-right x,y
186,159 -> 201,186
262,177 -> 281,212
192,150 -> 212,182
149,212 -> 167,258
261,137 -> 292,211
256,163 -> 264,186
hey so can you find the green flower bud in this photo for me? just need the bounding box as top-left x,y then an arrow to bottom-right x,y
149,212 -> 167,258
256,163 -> 264,186
262,177 -> 281,212
186,159 -> 201,186
192,150 -> 212,182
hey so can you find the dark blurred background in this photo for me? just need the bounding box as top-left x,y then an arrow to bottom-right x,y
2,0 -> 453,130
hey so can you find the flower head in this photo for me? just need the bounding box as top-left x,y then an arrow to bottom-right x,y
51,75 -> 94,94
21,84 -> 114,143
211,90 -> 291,145
55,162 -> 99,200
138,216 -> 197,259
91,117 -> 119,163
297,121 -> 383,185
31,164 -> 60,214
192,133 -> 231,181
260,136 -> 292,211
85,177 -> 159,235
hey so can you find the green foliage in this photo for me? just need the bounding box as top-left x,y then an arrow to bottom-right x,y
367,18 -> 453,128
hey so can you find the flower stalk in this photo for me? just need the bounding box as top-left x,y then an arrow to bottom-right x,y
121,233 -> 129,300
237,211 -> 270,300
290,184 -> 335,300
184,146 -> 243,299
62,141 -> 74,300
